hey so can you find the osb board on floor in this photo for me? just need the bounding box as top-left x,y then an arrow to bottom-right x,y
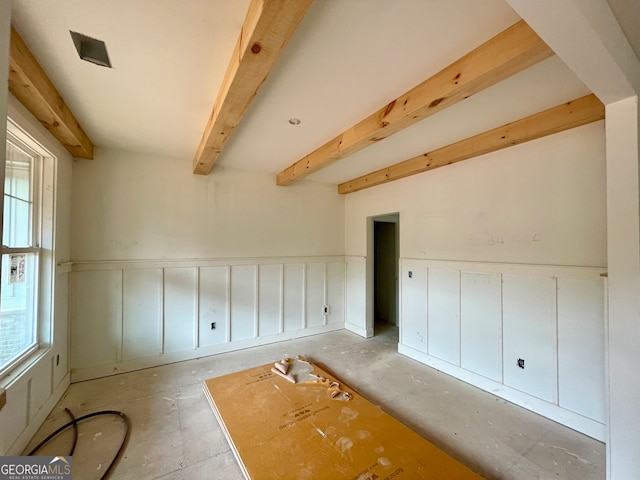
203,359 -> 483,480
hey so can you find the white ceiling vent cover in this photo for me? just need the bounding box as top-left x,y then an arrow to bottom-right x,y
70,31 -> 112,68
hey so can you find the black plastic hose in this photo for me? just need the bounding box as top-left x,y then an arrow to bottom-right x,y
27,409 -> 131,480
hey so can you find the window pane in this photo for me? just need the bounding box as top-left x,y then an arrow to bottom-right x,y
12,164 -> 31,202
4,140 -> 33,248
5,141 -> 31,201
3,197 -> 31,247
0,253 -> 38,372
2,199 -> 8,247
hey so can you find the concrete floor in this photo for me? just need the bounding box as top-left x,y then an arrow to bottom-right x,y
26,324 -> 605,479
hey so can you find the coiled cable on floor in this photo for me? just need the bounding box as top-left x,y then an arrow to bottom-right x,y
27,409 -> 131,480
65,407 -> 78,456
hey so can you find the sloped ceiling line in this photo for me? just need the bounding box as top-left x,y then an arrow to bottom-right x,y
275,19 -> 554,187
192,0 -> 315,175
338,94 -> 605,194
8,26 -> 94,159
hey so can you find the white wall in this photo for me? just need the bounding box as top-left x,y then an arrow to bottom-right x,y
345,121 -> 607,438
0,95 -> 73,455
346,121 -> 606,265
71,147 -> 344,261
70,148 -> 346,379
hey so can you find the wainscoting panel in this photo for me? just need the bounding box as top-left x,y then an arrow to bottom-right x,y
427,268 -> 460,365
400,264 -> 427,352
460,272 -> 502,382
327,262 -> 346,326
28,359 -> 53,423
163,267 -> 197,353
306,262 -> 327,328
502,274 -> 558,404
230,265 -> 257,342
122,269 -> 163,361
557,277 -> 606,422
283,263 -> 305,332
70,257 -> 345,381
398,258 -> 606,440
345,256 -> 368,336
0,381 -> 28,452
258,264 -> 282,336
71,270 -> 122,368
199,266 -> 229,347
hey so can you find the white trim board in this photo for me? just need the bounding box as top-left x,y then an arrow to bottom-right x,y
398,258 -> 606,440
70,256 -> 347,382
71,323 -> 344,383
399,344 -> 605,441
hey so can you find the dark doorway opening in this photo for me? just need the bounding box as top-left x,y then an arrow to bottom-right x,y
373,214 -> 399,334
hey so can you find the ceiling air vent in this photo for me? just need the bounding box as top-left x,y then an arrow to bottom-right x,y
70,31 -> 112,68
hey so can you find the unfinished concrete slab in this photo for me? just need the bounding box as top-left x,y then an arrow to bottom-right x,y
23,325 -> 604,479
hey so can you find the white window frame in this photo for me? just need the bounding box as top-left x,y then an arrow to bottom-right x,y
0,117 -> 55,378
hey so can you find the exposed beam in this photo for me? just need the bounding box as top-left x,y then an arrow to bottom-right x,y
338,94 -> 604,194
193,0 -> 314,175
276,19 -> 554,186
8,27 -> 94,159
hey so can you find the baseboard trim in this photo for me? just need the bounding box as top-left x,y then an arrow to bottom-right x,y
398,344 -> 605,441
71,323 -> 345,382
345,322 -> 373,338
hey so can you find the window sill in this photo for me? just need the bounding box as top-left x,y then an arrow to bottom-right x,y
0,346 -> 51,392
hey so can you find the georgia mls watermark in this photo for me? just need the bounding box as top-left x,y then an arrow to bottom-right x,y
0,456 -> 72,480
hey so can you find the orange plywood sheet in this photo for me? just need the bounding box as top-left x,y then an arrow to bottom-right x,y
203,358 -> 483,480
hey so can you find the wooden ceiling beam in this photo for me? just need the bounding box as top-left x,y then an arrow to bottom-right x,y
276,19 -> 554,186
338,94 -> 604,194
193,0 -> 314,175
9,27 -> 94,159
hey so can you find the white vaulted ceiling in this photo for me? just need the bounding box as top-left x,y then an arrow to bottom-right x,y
10,0 -> 596,185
